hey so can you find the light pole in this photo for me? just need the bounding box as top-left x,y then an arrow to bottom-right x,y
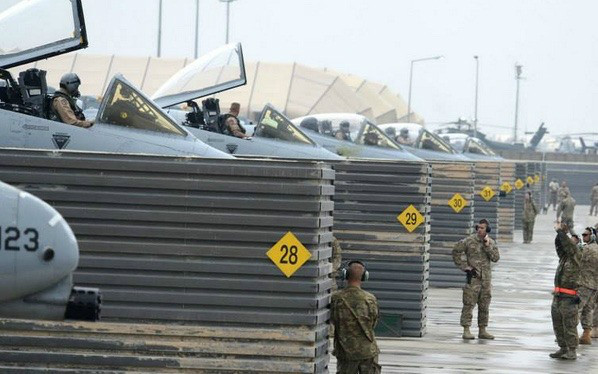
407,55 -> 443,123
157,0 -> 163,57
194,0 -> 200,59
473,56 -> 479,139
513,64 -> 523,143
220,0 -> 238,44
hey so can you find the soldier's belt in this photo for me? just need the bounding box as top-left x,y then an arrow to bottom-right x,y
554,287 -> 577,296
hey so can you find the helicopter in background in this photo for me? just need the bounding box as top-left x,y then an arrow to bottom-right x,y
0,180 -> 100,321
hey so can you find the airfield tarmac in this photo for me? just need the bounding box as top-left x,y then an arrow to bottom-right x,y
330,205 -> 598,374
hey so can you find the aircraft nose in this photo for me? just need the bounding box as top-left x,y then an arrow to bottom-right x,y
48,212 -> 79,274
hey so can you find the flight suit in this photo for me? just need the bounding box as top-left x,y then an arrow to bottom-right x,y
551,230 -> 581,356
522,198 -> 538,243
51,88 -> 93,128
224,114 -> 247,138
557,195 -> 576,229
578,242 -> 598,330
331,286 -> 380,374
452,234 -> 500,328
590,185 -> 598,216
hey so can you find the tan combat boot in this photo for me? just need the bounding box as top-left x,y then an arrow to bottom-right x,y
478,326 -> 495,340
592,326 -> 598,338
462,326 -> 475,340
580,328 -> 592,345
549,347 -> 566,358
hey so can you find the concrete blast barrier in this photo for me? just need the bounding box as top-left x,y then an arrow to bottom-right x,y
0,149 -> 334,373
428,161 -> 475,288
331,160 -> 431,337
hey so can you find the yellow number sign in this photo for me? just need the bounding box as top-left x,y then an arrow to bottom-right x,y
480,186 -> 496,202
397,204 -> 424,233
266,231 -> 311,278
515,179 -> 524,190
527,176 -> 534,184
500,182 -> 512,194
449,193 -> 467,213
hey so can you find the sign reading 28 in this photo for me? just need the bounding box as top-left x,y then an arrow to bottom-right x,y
0,226 -> 39,251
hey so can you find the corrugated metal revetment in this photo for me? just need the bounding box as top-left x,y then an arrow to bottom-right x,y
332,160 -> 431,337
0,149 -> 334,373
497,162 -> 516,243
473,161 -> 500,237
0,319 -> 323,373
428,161 -> 475,288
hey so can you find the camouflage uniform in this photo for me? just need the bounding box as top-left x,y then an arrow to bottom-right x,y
331,286 -> 380,374
549,181 -> 559,210
522,198 -> 538,243
557,195 -> 576,228
551,230 -> 581,351
558,185 -> 570,203
224,114 -> 248,138
578,242 -> 598,329
452,234 -> 500,328
590,185 -> 598,216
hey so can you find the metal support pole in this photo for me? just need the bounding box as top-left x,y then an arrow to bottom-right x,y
157,0 -> 163,57
407,60 -> 414,123
225,1 -> 230,43
513,64 -> 523,143
406,55 -> 443,123
473,56 -> 479,139
194,0 -> 200,58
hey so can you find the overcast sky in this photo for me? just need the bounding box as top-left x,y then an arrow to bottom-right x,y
6,0 -> 598,138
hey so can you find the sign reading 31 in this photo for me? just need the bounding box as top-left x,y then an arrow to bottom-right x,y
267,231 -> 311,278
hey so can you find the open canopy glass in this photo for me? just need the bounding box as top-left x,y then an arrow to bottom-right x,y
0,0 -> 87,69
152,43 -> 246,109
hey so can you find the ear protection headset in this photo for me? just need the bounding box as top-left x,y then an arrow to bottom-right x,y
341,260 -> 369,282
585,227 -> 597,243
475,219 -> 492,233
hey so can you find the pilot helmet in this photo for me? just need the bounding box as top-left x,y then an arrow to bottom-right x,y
59,73 -> 81,97
339,121 -> 350,131
400,127 -> 409,136
385,127 -> 396,137
300,117 -> 319,132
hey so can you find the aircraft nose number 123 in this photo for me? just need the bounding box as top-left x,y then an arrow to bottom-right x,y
0,227 -> 40,251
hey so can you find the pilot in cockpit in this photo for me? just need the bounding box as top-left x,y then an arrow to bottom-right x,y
335,121 -> 352,141
397,128 -> 413,145
50,73 -> 93,128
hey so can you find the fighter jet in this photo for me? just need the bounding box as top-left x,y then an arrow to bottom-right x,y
290,114 -> 423,161
378,123 -> 471,161
153,44 -> 342,160
0,0 -> 230,158
0,180 -> 100,321
438,133 -> 503,161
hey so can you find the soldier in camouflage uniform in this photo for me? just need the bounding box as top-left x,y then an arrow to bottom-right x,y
578,227 -> 598,345
522,191 -> 538,244
452,219 -> 500,340
558,181 -> 570,204
550,223 -> 582,360
331,261 -> 381,374
557,191 -> 576,229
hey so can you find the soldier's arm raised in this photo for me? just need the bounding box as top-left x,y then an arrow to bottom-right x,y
483,239 -> 500,263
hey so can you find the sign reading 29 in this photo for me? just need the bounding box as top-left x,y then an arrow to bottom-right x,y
0,226 -> 39,251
